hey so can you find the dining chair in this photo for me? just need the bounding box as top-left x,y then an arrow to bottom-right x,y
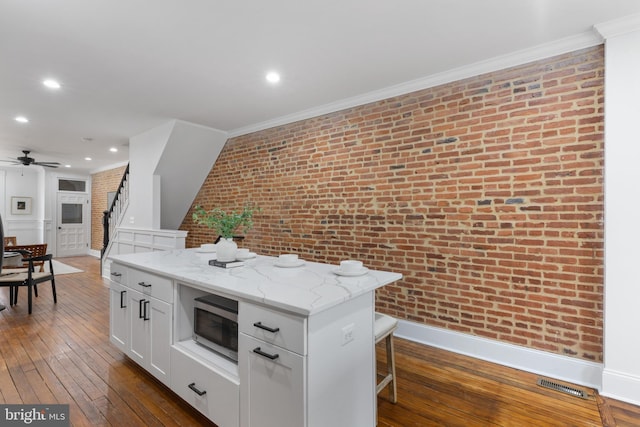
0,263 -> 29,309
7,244 -> 48,272
12,254 -> 57,314
0,213 -> 54,314
0,222 -> 28,309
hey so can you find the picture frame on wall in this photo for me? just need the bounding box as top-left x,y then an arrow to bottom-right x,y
11,196 -> 32,215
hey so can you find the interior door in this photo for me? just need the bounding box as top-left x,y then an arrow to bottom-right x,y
56,192 -> 88,257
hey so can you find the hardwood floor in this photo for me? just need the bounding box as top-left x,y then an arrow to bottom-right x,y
0,256 -> 638,426
376,339 -> 638,427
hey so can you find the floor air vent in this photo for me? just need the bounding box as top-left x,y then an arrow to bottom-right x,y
536,378 -> 589,399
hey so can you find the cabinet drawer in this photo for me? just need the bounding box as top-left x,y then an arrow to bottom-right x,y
239,302 -> 306,355
129,268 -> 173,303
171,346 -> 239,427
239,334 -> 305,427
109,263 -> 128,285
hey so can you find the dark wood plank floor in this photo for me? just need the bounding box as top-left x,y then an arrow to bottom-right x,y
0,256 -> 638,426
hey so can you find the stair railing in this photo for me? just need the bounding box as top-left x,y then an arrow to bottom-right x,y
101,164 -> 130,260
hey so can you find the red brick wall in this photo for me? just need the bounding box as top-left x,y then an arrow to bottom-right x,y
181,46 -> 604,362
91,165 -> 127,250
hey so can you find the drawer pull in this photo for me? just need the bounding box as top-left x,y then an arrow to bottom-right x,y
111,272 -> 122,277
253,321 -> 280,333
138,281 -> 152,288
253,347 -> 279,360
139,299 -> 146,319
188,382 -> 207,396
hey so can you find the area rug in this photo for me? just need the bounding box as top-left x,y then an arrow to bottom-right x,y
46,259 -> 83,275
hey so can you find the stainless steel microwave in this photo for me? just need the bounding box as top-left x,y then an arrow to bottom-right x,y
193,294 -> 239,362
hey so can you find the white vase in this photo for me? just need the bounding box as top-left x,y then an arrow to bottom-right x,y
216,238 -> 238,262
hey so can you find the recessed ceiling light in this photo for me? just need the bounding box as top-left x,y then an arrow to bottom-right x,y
84,157 -> 92,161
109,147 -> 118,153
266,71 -> 280,84
64,164 -> 71,168
43,79 -> 61,89
14,116 -> 29,123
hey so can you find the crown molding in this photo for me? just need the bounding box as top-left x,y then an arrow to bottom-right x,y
229,30 -> 603,139
595,13 -> 640,39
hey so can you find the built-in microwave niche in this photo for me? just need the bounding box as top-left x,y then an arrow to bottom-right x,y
193,293 -> 238,362
174,283 -> 239,376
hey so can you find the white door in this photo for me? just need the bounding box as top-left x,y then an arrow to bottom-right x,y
56,193 -> 89,257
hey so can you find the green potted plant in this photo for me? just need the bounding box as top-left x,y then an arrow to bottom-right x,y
192,204 -> 260,261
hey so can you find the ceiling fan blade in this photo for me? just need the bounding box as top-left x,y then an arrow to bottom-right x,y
3,151 -> 61,168
33,162 -> 60,168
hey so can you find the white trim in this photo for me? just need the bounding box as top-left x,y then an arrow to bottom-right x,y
229,31 -> 602,138
594,13 -> 640,39
602,369 -> 640,406
396,319 -> 603,391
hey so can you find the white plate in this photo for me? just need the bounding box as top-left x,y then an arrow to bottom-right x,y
237,252 -> 257,260
196,248 -> 216,253
274,260 -> 305,268
333,267 -> 369,277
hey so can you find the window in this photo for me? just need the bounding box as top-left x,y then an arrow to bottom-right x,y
61,203 -> 83,224
58,179 -> 86,192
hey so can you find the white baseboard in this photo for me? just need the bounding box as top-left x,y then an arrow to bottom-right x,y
396,319 -> 603,391
602,369 -> 640,406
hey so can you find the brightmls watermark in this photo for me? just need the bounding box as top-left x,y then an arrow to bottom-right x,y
0,405 -> 69,426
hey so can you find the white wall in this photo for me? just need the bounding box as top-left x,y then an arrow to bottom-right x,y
596,15 -> 640,405
0,166 -> 45,244
0,165 -> 92,252
127,119 -> 227,230
155,120 -> 227,229
128,121 -> 173,229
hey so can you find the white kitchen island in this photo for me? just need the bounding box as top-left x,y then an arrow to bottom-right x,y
109,249 -> 402,427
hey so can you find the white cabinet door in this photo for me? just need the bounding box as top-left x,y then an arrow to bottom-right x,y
109,281 -> 129,352
128,288 -> 149,367
240,334 -> 305,427
148,298 -> 172,385
126,286 -> 172,386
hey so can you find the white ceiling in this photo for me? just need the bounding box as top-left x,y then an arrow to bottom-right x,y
1,0 -> 639,173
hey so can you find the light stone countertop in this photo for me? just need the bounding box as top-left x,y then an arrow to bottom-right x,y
110,248 -> 403,316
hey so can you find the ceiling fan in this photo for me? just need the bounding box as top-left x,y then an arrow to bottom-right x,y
1,150 -> 61,168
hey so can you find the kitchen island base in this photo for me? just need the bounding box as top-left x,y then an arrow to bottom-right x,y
109,250 -> 402,427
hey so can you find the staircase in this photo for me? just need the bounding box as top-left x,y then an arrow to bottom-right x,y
101,164 -> 130,260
